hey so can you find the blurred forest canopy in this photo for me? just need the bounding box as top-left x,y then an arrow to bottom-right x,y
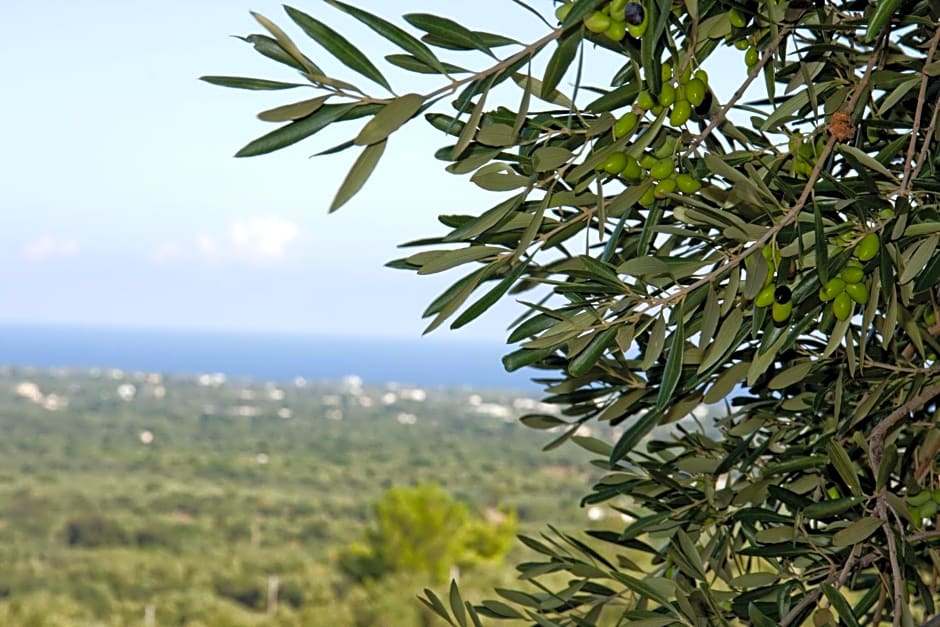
0,370 -> 600,626
208,0 -> 940,624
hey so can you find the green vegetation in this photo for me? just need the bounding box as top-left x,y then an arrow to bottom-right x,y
210,0 -> 940,624
0,369 -> 601,625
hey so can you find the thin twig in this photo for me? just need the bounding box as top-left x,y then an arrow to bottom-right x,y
898,23 -> 940,198
869,383 -> 940,473
681,25 -> 794,158
880,500 -> 905,627
780,545 -> 865,626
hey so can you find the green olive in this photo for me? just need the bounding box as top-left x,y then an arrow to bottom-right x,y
636,90 -> 655,111
554,3 -> 573,21
745,46 -> 760,67
659,83 -> 677,107
605,20 -> 627,41
675,173 -> 701,193
772,301 -> 792,324
654,136 -> 676,158
879,208 -> 895,219
926,310 -> 937,326
608,0 -> 628,19
694,69 -> 709,85
685,78 -> 706,107
923,499 -> 939,518
638,185 -> 657,208
839,266 -> 865,284
600,151 -> 628,174
729,8 -> 747,28
650,158 -> 675,180
820,277 -> 845,301
788,134 -> 803,154
654,178 -> 676,198
755,284 -> 775,308
845,282 -> 869,305
833,292 -> 853,321
613,111 -> 639,138
854,233 -> 880,261
661,63 -> 673,82
908,490 -> 933,507
640,154 -> 657,169
651,104 -> 665,115
669,100 -> 692,126
620,156 -> 643,181
734,39 -> 749,51
584,11 -> 611,33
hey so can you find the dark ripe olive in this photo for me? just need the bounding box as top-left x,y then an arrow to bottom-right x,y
625,3 -> 645,25
774,285 -> 791,304
692,89 -> 713,116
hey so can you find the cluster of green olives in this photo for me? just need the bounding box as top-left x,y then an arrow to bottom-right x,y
819,260 -> 869,321
726,9 -> 761,69
753,248 -> 793,324
788,134 -> 826,177
597,134 -> 702,207
632,63 -> 709,127
556,0 -> 649,40
906,488 -> 940,524
817,234 -> 878,321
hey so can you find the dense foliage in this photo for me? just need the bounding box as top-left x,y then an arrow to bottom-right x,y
209,0 -> 940,624
0,370 -> 593,626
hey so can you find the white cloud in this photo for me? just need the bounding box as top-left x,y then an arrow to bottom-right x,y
23,234 -> 79,261
199,217 -> 300,262
153,217 -> 302,264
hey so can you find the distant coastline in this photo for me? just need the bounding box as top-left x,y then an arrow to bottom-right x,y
0,323 -> 538,391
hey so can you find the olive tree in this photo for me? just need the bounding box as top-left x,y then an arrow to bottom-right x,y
204,0 -> 940,624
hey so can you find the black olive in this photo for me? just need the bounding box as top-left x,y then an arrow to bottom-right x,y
774,285 -> 792,304
625,3 -> 645,25
692,89 -> 713,117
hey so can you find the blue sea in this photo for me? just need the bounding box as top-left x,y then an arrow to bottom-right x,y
0,324 -> 540,391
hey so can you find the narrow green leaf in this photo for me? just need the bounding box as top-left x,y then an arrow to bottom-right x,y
503,346 -> 556,372
251,12 -> 319,75
768,361 -> 814,390
239,34 -> 319,74
451,259 -> 530,329
532,146 -> 574,172
355,93 -> 425,145
823,584 -> 861,627
541,30 -> 580,100
569,326 -> 619,377
453,80 -> 491,160
761,90 -> 810,130
838,144 -> 898,181
900,235 -> 938,285
656,315 -> 684,410
200,76 -> 305,90
449,580 -> 467,627
403,13 -> 494,57
330,139 -> 386,212
257,96 -> 330,122
826,440 -> 862,497
699,309 -> 744,373
420,589 -> 457,626
864,0 -> 901,42
324,0 -> 450,74
385,54 -> 468,74
285,6 -> 391,91
236,103 -> 357,157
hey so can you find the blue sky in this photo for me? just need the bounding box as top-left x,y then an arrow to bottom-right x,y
1,1 -> 742,341
1,1 -> 554,340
